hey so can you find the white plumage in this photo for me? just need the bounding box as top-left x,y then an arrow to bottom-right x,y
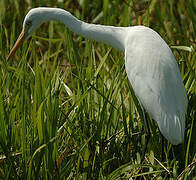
124,26 -> 187,144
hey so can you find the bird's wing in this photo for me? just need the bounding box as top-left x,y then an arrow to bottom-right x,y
124,30 -> 187,145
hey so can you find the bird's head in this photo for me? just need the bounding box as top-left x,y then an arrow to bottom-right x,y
7,8 -> 45,60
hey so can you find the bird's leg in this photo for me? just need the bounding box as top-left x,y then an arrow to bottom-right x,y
141,107 -> 150,162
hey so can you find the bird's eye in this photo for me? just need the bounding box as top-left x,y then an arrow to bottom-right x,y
25,21 -> 32,28
24,21 -> 32,33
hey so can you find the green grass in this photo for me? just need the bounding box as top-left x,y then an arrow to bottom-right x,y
0,0 -> 195,179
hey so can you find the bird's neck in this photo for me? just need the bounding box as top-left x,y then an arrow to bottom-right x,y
43,8 -> 126,51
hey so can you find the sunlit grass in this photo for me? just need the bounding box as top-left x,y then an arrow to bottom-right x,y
0,0 -> 195,179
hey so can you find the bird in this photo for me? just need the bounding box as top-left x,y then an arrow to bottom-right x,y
7,7 -> 187,149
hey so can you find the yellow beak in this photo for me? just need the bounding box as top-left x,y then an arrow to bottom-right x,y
7,30 -> 25,60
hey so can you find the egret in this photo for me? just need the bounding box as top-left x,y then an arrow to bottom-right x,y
7,7 -> 187,152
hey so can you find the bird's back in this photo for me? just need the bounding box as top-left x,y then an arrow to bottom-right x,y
124,26 -> 187,145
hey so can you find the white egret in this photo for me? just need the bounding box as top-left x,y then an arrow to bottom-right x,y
7,8 -> 187,149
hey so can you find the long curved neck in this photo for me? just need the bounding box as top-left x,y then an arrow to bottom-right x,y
40,8 -> 126,51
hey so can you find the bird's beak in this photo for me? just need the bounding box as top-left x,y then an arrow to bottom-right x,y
7,30 -> 25,60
